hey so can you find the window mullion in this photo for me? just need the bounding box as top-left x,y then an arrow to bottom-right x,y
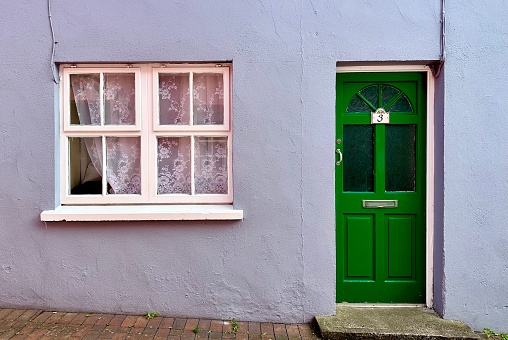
102,135 -> 107,196
100,72 -> 105,126
189,72 -> 194,127
190,134 -> 195,196
142,66 -> 152,202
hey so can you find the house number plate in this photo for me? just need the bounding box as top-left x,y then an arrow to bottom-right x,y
371,108 -> 390,124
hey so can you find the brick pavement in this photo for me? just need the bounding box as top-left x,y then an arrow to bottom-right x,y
0,309 -> 320,340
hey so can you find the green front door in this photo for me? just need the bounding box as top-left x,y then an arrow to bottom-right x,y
336,72 -> 426,303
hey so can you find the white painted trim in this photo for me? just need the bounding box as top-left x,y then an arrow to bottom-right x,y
41,205 -> 243,221
336,65 -> 430,73
425,69 -> 435,309
59,64 -> 233,205
336,65 -> 435,308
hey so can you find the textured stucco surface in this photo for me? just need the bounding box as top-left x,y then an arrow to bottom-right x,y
441,0 -> 508,332
0,0 -> 505,330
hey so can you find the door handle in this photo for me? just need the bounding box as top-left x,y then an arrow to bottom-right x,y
336,148 -> 343,166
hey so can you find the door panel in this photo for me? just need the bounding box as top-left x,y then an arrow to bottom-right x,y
344,214 -> 375,279
336,72 -> 426,303
387,215 -> 415,279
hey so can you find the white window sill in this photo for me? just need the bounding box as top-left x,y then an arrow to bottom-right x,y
40,205 -> 244,222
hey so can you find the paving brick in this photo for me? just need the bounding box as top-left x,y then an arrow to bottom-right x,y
98,327 -> 119,339
172,317 -> 187,330
209,320 -> 223,333
82,313 -> 103,326
0,327 -> 20,339
6,309 -> 25,322
70,312 -> 91,326
145,316 -> 163,335
169,326 -> 185,336
195,319 -> 211,338
273,324 -> 287,337
25,327 -> 49,340
285,324 -> 300,339
0,310 -> 26,333
223,321 -> 235,336
59,312 -> 79,324
133,316 -> 150,329
181,329 -> 196,339
154,326 -> 172,340
0,309 -> 318,340
0,309 -> 15,322
184,318 -> 199,331
248,322 -> 261,335
69,324 -> 93,338
235,321 -> 248,333
109,315 -> 128,328
261,323 -> 275,337
160,317 -> 174,327
83,329 -> 102,339
31,311 -> 53,324
46,311 -> 67,324
10,322 -> 40,339
128,327 -> 146,339
296,324 -> 316,339
112,333 -> 128,340
96,314 -> 116,327
7,309 -> 41,333
222,331 -> 236,339
181,332 -> 197,340
209,331 -> 223,339
121,315 -> 139,328
55,325 -> 83,338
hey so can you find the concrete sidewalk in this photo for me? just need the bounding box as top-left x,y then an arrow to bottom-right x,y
0,309 -> 319,340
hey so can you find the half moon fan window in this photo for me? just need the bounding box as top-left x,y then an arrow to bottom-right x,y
346,84 -> 413,113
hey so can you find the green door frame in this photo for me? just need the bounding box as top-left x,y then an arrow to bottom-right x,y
335,65 -> 435,307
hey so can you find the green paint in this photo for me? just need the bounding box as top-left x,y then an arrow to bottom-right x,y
336,72 -> 426,303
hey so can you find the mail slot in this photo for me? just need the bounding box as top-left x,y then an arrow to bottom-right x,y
362,200 -> 398,208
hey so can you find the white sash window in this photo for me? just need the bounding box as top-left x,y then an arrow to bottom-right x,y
60,64 -> 232,205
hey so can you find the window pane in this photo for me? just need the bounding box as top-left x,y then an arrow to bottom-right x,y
159,73 -> 190,125
157,137 -> 191,194
388,95 -> 413,112
194,137 -> 228,194
359,85 -> 378,109
346,94 -> 371,113
386,125 -> 416,191
70,74 -> 100,125
104,73 -> 136,125
343,125 -> 374,192
193,73 -> 224,125
69,137 -> 103,195
106,137 -> 141,194
380,85 -> 400,107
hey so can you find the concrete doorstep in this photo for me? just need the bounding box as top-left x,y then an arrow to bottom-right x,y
314,305 -> 479,340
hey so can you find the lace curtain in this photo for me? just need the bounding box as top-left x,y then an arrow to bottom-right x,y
157,72 -> 228,195
157,136 -> 228,195
70,74 -> 141,194
70,72 -> 228,196
159,73 -> 224,126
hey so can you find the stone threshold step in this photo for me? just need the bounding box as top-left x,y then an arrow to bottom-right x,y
314,306 -> 479,339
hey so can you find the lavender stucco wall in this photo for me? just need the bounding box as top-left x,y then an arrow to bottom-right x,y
441,0 -> 508,332
0,0 -> 506,330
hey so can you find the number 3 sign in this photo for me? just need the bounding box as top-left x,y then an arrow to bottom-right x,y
371,108 -> 390,124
